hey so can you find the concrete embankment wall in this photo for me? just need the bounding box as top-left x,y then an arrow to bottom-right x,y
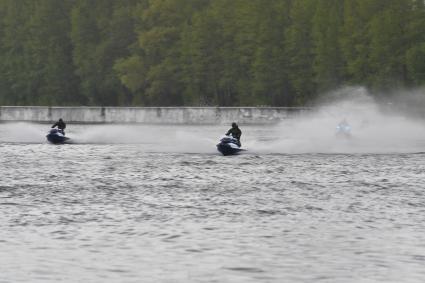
0,106 -> 309,124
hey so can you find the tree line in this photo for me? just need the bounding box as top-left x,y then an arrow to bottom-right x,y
0,0 -> 424,106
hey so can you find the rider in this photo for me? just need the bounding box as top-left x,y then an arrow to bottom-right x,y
337,119 -> 350,130
226,122 -> 242,146
51,118 -> 66,135
336,119 -> 351,136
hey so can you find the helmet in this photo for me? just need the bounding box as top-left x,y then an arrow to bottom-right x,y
59,118 -> 63,122
232,122 -> 238,128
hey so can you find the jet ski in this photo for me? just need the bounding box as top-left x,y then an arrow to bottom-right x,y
216,135 -> 244,156
46,128 -> 70,144
336,123 -> 351,138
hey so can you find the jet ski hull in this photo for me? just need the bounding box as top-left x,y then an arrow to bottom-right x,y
216,143 -> 243,156
46,129 -> 70,144
216,136 -> 244,156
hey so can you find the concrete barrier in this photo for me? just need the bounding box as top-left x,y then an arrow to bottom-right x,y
0,106 -> 309,124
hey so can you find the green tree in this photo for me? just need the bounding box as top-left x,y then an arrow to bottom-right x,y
285,0 -> 316,104
367,0 -> 413,89
1,0 -> 425,107
28,0 -> 81,105
250,0 -> 292,105
405,0 -> 425,85
0,0 -> 36,105
312,0 -> 344,92
71,0 -> 138,105
0,0 -> 80,105
116,0 -> 208,105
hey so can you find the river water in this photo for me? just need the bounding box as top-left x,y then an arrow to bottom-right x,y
1,122 -> 425,283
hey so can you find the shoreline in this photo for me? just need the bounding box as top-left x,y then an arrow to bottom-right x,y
0,106 -> 310,124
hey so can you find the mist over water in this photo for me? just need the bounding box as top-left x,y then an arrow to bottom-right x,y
1,87 -> 425,154
259,87 -> 425,154
0,123 -> 220,153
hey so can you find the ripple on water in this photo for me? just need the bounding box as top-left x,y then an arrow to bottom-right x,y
224,267 -> 265,273
0,144 -> 425,282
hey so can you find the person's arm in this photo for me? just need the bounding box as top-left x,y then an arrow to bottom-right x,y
225,129 -> 231,136
51,122 -> 58,128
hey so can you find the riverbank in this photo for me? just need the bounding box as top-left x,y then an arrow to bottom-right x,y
0,106 -> 309,124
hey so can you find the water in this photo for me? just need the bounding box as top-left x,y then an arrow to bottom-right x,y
1,121 -> 425,283
3,89 -> 425,283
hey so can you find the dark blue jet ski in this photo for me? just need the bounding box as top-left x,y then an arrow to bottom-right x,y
217,136 -> 244,156
46,128 -> 70,144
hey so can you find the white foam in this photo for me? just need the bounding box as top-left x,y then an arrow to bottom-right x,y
247,87 -> 425,154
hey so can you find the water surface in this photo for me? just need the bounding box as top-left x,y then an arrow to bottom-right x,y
1,124 -> 425,282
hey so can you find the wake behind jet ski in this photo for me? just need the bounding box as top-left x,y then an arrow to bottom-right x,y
217,122 -> 245,155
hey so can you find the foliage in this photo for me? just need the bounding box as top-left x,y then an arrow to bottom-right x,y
0,0 -> 424,106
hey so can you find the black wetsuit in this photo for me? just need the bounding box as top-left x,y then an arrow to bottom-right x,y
52,120 -> 66,134
226,127 -> 242,146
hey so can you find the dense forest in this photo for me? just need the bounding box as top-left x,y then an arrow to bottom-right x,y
0,0 -> 424,106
